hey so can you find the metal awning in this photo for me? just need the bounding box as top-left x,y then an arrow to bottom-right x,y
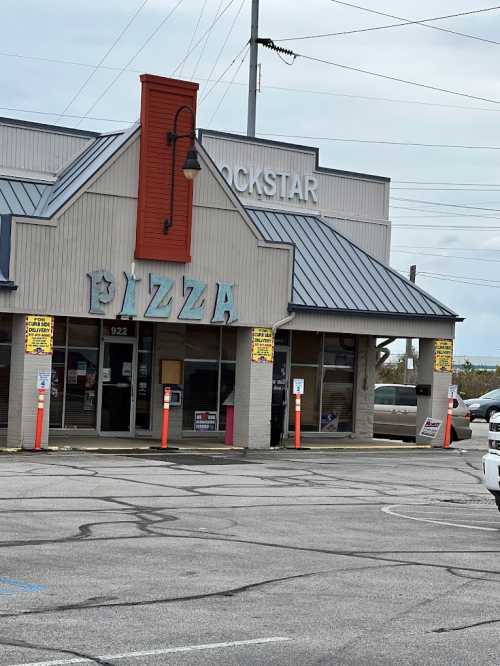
246,207 -> 459,321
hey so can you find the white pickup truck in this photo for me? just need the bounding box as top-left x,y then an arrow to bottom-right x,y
482,412 -> 500,510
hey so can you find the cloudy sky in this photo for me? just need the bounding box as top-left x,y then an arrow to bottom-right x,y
3,0 -> 500,356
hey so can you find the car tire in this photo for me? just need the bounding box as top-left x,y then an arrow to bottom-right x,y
486,408 -> 499,422
451,427 -> 457,442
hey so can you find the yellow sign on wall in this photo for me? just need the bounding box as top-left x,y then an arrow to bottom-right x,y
434,338 -> 453,373
25,315 -> 54,355
251,327 -> 274,363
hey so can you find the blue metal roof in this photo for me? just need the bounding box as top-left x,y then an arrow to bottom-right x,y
0,179 -> 47,216
246,207 -> 459,320
39,123 -> 139,218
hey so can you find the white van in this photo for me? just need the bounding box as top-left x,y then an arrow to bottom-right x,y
482,412 -> 500,511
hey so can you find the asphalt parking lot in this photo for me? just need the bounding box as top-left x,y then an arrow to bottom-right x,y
0,442 -> 499,665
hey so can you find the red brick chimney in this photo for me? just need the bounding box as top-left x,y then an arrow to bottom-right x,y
135,74 -> 199,263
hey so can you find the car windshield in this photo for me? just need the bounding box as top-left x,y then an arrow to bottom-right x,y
480,388 -> 500,400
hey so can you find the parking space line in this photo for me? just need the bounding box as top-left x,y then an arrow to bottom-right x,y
382,504 -> 499,532
8,636 -> 291,666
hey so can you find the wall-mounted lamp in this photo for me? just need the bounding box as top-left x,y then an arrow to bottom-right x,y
164,105 -> 201,234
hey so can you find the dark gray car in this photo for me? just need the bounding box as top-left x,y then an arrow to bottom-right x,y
464,388 -> 500,422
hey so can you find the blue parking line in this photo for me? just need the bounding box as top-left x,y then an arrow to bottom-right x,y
0,576 -> 47,594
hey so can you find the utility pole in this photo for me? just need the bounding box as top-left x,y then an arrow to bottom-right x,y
247,0 -> 259,137
404,264 -> 417,384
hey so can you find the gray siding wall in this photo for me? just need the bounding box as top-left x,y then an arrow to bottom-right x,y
416,339 -> 451,447
234,327 -> 272,448
322,216 -> 391,263
0,123 -> 93,177
7,314 -> 51,448
3,140 -> 292,328
201,133 -> 390,262
353,335 -> 376,439
286,311 -> 455,340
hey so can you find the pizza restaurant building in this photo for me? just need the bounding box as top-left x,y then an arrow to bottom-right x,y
0,75 -> 460,449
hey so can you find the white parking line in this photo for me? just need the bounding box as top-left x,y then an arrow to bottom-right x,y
8,637 -> 291,666
382,504 -> 499,532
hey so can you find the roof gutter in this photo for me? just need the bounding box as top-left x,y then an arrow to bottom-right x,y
272,312 -> 295,333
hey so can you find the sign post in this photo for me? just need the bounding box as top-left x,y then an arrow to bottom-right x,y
33,370 -> 51,452
293,378 -> 304,450
444,384 -> 457,449
34,389 -> 45,451
161,387 -> 171,449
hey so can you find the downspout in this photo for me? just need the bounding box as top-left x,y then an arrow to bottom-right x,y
272,312 -> 295,333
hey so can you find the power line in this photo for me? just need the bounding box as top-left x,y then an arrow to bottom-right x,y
76,0 -> 186,126
5,47 -> 500,115
394,245 -> 500,252
53,0 -> 149,125
393,249 -> 500,263
178,0 -> 209,77
172,0 -> 237,75
192,0 -> 226,79
256,132 -> 500,150
207,46 -> 249,127
418,274 -> 500,288
200,42 -> 249,103
328,0 -> 500,46
391,205 -> 500,219
422,270 -> 500,283
292,51 -> 500,106
275,5 -> 500,42
392,187 -> 500,191
393,180 -> 500,186
201,0 -> 246,99
392,224 -> 500,229
391,197 -> 500,212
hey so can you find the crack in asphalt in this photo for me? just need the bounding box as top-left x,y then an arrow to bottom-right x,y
0,636 -> 113,665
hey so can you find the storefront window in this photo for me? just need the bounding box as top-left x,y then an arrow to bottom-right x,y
65,349 -> 98,428
321,366 -> 354,432
289,365 -> 320,431
291,331 -> 322,364
50,317 -> 99,429
289,331 -> 356,433
68,318 -> 100,347
185,325 -> 220,359
183,361 -> 219,429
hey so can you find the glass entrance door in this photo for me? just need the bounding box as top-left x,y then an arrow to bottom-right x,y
271,346 -> 289,445
100,341 -> 135,434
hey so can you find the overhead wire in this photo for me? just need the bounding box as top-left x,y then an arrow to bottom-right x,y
207,46 -> 249,127
201,0 -> 247,99
290,51 -> 500,106
172,0 -> 237,75
178,0 -> 209,77
391,197 -> 500,212
191,0 -> 225,79
328,0 -> 500,46
275,5 -> 500,42
392,250 -> 500,263
5,48 -> 500,116
256,132 -> 500,150
200,42 -> 249,103
76,0 -> 186,126
53,0 -> 149,125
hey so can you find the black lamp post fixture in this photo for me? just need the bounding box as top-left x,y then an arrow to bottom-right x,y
164,105 -> 201,234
